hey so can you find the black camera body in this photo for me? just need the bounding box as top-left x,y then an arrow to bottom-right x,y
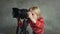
12,8 -> 29,19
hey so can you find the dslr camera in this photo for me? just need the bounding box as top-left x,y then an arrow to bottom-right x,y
12,8 -> 29,19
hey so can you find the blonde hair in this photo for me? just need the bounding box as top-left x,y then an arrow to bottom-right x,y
29,6 -> 41,18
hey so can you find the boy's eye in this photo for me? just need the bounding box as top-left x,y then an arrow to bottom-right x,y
32,13 -> 33,15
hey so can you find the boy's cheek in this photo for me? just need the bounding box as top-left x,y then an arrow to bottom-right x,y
33,15 -> 37,19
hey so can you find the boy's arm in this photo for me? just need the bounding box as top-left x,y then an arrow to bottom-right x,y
35,17 -> 44,28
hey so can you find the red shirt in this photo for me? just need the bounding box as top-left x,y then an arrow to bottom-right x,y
19,17 -> 44,34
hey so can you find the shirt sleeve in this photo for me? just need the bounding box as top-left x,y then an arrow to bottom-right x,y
35,17 -> 44,28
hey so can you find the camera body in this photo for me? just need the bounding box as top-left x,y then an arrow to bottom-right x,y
12,8 -> 29,19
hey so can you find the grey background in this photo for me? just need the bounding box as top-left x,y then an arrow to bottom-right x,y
0,0 -> 60,34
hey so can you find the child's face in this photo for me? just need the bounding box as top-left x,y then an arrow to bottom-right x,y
30,10 -> 38,19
